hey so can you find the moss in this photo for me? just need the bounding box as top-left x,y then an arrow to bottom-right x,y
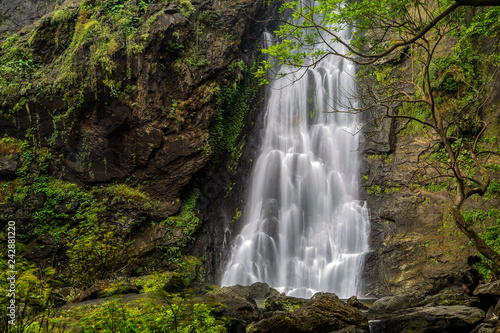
230,207 -> 242,223
366,184 -> 382,195
106,184 -> 154,209
162,189 -> 200,243
209,59 -> 258,157
0,137 -> 22,156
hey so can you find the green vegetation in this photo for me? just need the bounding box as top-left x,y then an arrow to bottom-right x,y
67,224 -> 130,288
163,189 -> 200,243
210,59 -> 258,157
0,255 -> 226,333
231,207 -> 242,223
66,300 -> 226,333
463,209 -> 500,280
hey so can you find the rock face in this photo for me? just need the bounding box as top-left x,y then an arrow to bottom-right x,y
474,280 -> 500,299
0,0 -> 277,272
370,305 -> 485,333
358,33 -> 500,297
0,0 -> 64,40
247,293 -> 369,333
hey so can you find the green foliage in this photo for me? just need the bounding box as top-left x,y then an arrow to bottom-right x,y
470,209 -> 500,280
106,183 -> 154,209
425,182 -> 449,192
163,189 -> 200,241
63,299 -> 225,333
66,224 -> 130,288
0,257 -> 59,332
0,137 -> 22,156
230,208 -> 242,223
177,0 -> 195,18
488,180 -> 500,196
210,59 -> 258,156
366,184 -> 382,195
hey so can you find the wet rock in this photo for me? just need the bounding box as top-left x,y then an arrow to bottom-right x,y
247,292 -> 369,333
0,154 -> 20,178
209,285 -> 261,324
264,295 -> 307,312
370,305 -> 485,333
247,282 -> 282,300
368,295 -> 411,314
347,296 -> 369,310
416,293 -> 478,307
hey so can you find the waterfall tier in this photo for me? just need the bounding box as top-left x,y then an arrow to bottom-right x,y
222,26 -> 370,298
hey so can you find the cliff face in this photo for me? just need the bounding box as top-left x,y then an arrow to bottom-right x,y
359,34 -> 500,298
0,0 -> 65,40
0,0 -> 276,277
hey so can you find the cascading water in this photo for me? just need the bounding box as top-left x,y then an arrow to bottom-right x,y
221,12 -> 370,298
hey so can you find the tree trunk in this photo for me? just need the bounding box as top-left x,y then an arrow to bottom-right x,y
451,206 -> 500,268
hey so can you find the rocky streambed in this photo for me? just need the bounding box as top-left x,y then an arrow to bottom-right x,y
51,278 -> 500,333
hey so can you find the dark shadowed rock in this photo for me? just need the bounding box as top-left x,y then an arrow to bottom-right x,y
370,305 -> 485,333
209,285 -> 261,324
247,293 -> 369,333
347,296 -> 369,310
368,295 -> 411,314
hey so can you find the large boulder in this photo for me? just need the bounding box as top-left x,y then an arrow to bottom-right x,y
416,293 -> 478,307
209,283 -> 280,324
368,295 -> 411,314
370,305 -> 485,333
264,295 -> 307,312
247,292 -> 369,333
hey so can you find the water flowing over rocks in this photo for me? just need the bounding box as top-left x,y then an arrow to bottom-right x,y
222,12 -> 370,299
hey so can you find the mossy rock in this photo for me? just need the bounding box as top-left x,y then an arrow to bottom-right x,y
248,293 -> 369,333
71,280 -> 142,303
264,295 -> 307,312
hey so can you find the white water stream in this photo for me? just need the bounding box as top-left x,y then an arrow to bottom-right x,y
221,16 -> 370,298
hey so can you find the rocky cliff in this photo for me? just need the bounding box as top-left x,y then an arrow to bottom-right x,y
0,0 -> 277,281
359,31 -> 500,298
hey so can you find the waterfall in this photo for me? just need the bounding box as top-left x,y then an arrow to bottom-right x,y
221,14 -> 370,299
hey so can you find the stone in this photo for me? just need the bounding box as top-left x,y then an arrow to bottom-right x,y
368,295 -> 411,314
469,323 -> 495,333
0,155 -> 20,178
247,282 -> 282,300
416,293 -> 478,307
264,295 -> 307,312
209,285 -> 261,324
370,306 -> 485,333
347,296 -> 369,310
474,280 -> 500,298
247,292 -> 369,333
